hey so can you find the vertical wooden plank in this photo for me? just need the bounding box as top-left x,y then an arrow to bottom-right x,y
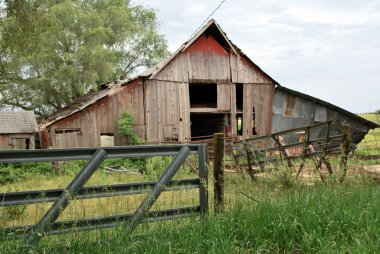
230,53 -> 238,83
243,83 -> 253,138
217,83 -> 231,111
178,82 -> 190,142
251,83 -> 275,136
145,81 -> 152,141
181,53 -> 189,82
230,84 -> 237,135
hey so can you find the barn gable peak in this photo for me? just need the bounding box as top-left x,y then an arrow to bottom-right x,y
146,19 -> 240,79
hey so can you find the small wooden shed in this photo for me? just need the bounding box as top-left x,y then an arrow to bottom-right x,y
0,111 -> 38,150
39,19 -> 378,149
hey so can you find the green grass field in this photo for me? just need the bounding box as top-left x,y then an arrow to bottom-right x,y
356,114 -> 380,158
1,161 -> 380,253
1,122 -> 380,253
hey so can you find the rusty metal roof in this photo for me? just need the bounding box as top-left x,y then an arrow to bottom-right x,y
0,111 -> 38,134
276,85 -> 379,129
41,81 -> 128,128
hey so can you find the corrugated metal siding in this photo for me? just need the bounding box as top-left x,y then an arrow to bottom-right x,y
272,89 -> 371,144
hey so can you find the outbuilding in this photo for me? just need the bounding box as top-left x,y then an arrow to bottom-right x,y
0,111 -> 38,150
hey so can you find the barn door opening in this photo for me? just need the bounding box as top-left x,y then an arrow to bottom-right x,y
190,113 -> 227,141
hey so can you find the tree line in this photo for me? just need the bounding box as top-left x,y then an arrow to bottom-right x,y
0,0 -> 169,117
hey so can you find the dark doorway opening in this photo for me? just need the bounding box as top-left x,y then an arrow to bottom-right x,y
189,83 -> 217,108
252,107 -> 257,135
191,113 -> 226,140
236,83 -> 243,112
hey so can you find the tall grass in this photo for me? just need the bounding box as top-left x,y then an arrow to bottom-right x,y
1,173 -> 379,253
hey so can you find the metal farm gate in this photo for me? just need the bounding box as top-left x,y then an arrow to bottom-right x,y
0,144 -> 208,245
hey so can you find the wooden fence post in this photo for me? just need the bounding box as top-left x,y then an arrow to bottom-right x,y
213,133 -> 225,213
339,124 -> 351,183
244,143 -> 257,181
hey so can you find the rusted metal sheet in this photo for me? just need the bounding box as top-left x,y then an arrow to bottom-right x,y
272,87 -> 377,144
283,94 -> 295,117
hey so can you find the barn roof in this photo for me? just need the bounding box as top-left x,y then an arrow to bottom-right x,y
0,111 -> 38,134
40,80 -> 135,128
141,19 -> 278,85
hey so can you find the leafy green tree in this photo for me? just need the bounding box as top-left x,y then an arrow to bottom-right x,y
0,0 -> 168,116
118,112 -> 140,144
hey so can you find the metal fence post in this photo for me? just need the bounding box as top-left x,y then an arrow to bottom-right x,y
25,148 -> 108,246
198,144 -> 208,217
127,146 -> 191,233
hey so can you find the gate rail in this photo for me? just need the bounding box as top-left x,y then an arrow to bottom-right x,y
0,144 -> 208,245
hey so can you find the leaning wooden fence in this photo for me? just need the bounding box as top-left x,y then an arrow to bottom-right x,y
228,121 -> 350,181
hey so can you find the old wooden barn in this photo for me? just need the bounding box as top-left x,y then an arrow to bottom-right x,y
0,111 -> 38,150
39,19 -> 378,149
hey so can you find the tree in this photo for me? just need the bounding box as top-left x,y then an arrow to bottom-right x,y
0,0 -> 168,117
118,112 -> 140,144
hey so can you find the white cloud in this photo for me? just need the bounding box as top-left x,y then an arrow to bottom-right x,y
136,0 -> 380,112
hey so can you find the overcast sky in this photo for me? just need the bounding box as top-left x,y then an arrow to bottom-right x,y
135,0 -> 380,113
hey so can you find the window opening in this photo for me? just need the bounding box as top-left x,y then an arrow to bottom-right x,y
189,83 -> 217,108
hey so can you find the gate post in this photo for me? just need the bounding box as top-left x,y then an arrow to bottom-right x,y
213,133 -> 225,213
198,144 -> 208,217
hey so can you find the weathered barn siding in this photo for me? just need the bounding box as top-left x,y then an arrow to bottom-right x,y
0,134 -> 35,150
48,80 -> 145,148
145,80 -> 183,141
252,84 -> 275,135
186,34 -> 230,81
0,111 -> 38,150
237,56 -> 273,84
153,53 -> 189,83
241,83 -> 275,138
116,80 -> 146,142
0,136 -> 7,149
148,30 -> 275,140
